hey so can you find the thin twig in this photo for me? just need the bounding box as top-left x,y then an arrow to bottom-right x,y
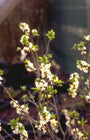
0,134 -> 5,140
1,127 -> 15,140
88,66 -> 90,89
52,94 -> 65,139
46,124 -> 55,140
45,40 -> 50,56
2,85 -> 37,139
35,52 -> 40,78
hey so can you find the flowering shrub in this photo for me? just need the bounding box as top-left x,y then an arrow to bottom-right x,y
0,22 -> 90,140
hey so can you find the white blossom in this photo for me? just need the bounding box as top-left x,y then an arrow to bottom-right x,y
20,22 -> 30,33
11,100 -> 29,115
0,76 -> 3,85
26,60 -> 36,72
85,79 -> 89,88
40,63 -> 51,78
35,106 -> 58,134
85,92 -> 90,103
68,72 -> 79,98
77,60 -> 89,73
0,122 -> 1,131
20,130 -> 28,140
35,79 -> 48,91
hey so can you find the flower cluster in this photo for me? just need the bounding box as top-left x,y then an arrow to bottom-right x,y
71,128 -> 84,140
35,79 -> 48,91
40,62 -> 58,85
21,42 -> 33,53
3,22 -> 89,140
63,110 -> 88,140
40,62 -> 51,78
77,60 -> 89,73
35,106 -> 58,133
68,72 -> 79,98
10,119 -> 28,140
10,100 -> 29,116
24,59 -> 36,72
63,110 -> 78,129
18,22 -> 39,62
77,41 -> 86,55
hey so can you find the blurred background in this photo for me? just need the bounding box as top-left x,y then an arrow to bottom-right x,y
0,0 -> 48,62
0,0 -> 90,73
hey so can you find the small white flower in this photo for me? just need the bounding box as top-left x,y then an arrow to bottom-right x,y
20,35 -> 29,45
23,47 -> 30,52
13,128 -> 19,134
85,92 -> 90,103
78,46 -> 86,51
10,100 -> 19,108
84,35 -> 90,41
40,63 -> 51,78
50,118 -> 58,133
20,22 -> 30,33
77,60 -> 89,73
85,79 -> 89,88
66,120 -> 70,128
68,72 -> 79,98
0,122 -> 1,131
81,50 -> 86,55
71,119 -> 75,125
35,79 -> 48,91
32,29 -> 39,36
0,76 -> 3,85
77,131 -> 83,139
16,104 -> 29,115
20,130 -> 28,140
20,49 -> 27,61
35,106 -> 53,133
26,60 -> 36,72
28,42 -> 33,50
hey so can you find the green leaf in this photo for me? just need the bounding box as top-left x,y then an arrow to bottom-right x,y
22,94 -> 28,102
20,35 -> 29,45
35,120 -> 39,125
39,55 -> 49,64
8,118 -> 19,128
47,53 -> 53,58
38,104 -> 42,112
32,45 -> 38,52
51,113 -> 56,119
51,60 -> 56,66
32,29 -> 39,37
83,130 -> 89,138
30,94 -> 35,99
19,125 -> 25,133
20,86 -> 27,91
56,80 -> 64,87
0,70 -> 4,75
16,47 -> 21,51
72,44 -> 77,50
80,94 -> 86,99
64,98 -> 67,102
46,29 -> 55,41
